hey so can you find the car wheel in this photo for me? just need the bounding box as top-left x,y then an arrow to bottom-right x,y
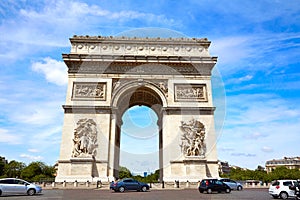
207,188 -> 212,194
119,186 -> 125,193
225,188 -> 231,193
27,189 -> 36,196
141,186 -> 147,192
279,192 -> 288,199
237,186 -> 243,191
0,189 -> 2,196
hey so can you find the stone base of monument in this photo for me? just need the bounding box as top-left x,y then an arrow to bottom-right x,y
55,157 -> 108,182
163,158 -> 219,182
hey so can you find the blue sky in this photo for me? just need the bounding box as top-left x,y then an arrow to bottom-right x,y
0,0 -> 299,172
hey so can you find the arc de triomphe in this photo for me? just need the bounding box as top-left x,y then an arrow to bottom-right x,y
55,35 -> 219,182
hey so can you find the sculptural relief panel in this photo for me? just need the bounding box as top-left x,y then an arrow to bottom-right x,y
174,84 -> 207,102
112,78 -> 168,98
72,118 -> 99,158
72,82 -> 106,100
179,119 -> 206,157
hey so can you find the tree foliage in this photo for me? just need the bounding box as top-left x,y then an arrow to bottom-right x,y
118,166 -> 132,179
0,159 -> 55,182
3,160 -> 26,178
118,166 -> 160,183
0,162 -> 5,176
221,166 -> 300,183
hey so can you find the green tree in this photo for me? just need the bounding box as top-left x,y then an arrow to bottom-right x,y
4,160 -> 26,178
0,161 -> 5,176
21,161 -> 55,182
21,162 -> 43,181
118,166 -> 132,179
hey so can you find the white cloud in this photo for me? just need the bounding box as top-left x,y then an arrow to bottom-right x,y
211,36 -> 253,65
218,92 -> 300,168
0,128 -> 22,144
0,1 -> 178,48
231,153 -> 256,157
238,75 -> 253,82
244,132 -> 268,140
225,93 -> 300,126
211,33 -> 300,76
11,101 -> 64,126
28,149 -> 39,153
31,57 -> 67,86
19,154 -> 43,161
261,146 -> 273,153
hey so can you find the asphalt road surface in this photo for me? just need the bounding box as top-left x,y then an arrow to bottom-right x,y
0,188 -> 272,200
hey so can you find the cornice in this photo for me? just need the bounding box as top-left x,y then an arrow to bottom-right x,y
164,107 -> 216,115
62,105 -> 112,114
62,54 -> 217,63
70,35 -> 210,45
62,55 -> 216,76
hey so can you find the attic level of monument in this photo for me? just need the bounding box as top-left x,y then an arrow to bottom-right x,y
71,35 -> 210,45
69,35 -> 213,57
63,35 -> 217,76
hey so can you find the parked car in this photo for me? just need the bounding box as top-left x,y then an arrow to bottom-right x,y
110,178 -> 149,192
268,180 -> 298,199
198,178 -> 231,194
0,178 -> 42,196
219,178 -> 243,191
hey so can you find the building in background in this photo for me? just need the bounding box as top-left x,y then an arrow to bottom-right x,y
265,157 -> 300,173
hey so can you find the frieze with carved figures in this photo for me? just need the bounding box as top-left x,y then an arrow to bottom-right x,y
72,82 -> 106,100
174,84 -> 207,102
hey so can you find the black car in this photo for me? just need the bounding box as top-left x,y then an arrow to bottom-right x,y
199,179 -> 231,194
110,178 -> 149,192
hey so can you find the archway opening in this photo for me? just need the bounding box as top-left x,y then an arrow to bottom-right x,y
113,85 -> 165,181
120,105 -> 159,177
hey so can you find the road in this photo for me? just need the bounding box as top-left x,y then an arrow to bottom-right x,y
0,188 -> 272,200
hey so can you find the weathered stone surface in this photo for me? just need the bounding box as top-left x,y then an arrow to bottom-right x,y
56,36 -> 219,183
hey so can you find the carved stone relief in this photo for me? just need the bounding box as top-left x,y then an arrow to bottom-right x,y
174,84 -> 207,102
112,78 -> 168,98
72,82 -> 106,100
153,80 -> 168,97
179,119 -> 206,157
72,118 -> 98,158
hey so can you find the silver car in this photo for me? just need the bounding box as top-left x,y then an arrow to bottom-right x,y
0,178 -> 42,196
220,178 -> 243,191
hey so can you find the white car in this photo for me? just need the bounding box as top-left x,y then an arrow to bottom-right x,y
219,178 -> 243,191
269,180 -> 297,199
0,178 -> 42,196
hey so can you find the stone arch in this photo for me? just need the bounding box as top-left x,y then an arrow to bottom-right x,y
111,79 -> 167,109
111,81 -> 165,180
